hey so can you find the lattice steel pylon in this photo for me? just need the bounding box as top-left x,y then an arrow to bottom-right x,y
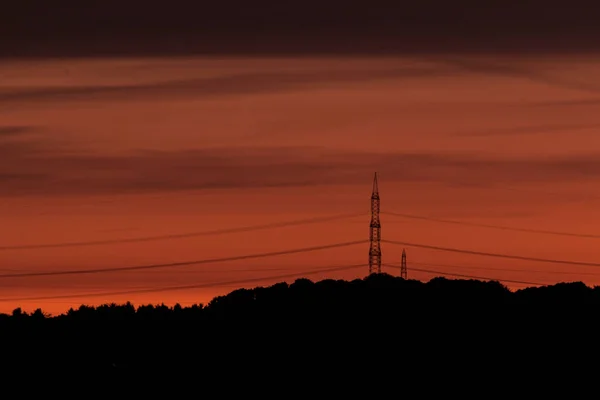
401,248 -> 407,279
369,172 -> 382,275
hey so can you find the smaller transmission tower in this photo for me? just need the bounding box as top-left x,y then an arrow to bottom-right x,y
400,249 -> 407,279
368,172 -> 381,275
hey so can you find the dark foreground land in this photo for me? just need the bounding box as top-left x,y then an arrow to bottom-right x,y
1,273 -> 598,391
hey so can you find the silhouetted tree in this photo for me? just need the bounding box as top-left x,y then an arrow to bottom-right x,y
1,274 -> 599,385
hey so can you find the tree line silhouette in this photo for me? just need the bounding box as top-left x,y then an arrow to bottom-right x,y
1,273 -> 597,390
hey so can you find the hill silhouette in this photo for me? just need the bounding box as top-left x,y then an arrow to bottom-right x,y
1,273 -> 596,391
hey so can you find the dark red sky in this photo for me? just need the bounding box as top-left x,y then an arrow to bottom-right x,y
1,2 -> 600,315
2,1 -> 600,57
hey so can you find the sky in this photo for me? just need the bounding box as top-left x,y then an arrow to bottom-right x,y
2,2 -> 600,315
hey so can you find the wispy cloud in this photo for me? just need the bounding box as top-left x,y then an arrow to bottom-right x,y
3,134 -> 600,197
376,152 -> 600,186
0,125 -> 35,137
0,65 -> 456,105
452,123 -> 600,137
531,98 -> 600,107
434,57 -> 600,95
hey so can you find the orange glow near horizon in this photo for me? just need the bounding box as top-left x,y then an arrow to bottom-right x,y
2,55 -> 600,315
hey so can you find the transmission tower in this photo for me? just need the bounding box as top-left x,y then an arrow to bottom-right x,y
401,248 -> 407,279
369,172 -> 382,274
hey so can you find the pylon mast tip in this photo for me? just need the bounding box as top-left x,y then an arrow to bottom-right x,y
372,172 -> 379,194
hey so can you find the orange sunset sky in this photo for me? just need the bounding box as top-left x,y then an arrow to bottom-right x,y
2,2 -> 600,315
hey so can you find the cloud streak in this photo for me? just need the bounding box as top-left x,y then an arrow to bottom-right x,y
452,123 -> 600,137
0,126 -> 35,137
433,57 -> 600,96
531,98 -> 600,107
0,65 -> 457,105
3,135 -> 600,197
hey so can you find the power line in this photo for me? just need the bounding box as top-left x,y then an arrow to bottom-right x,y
0,212 -> 366,251
382,210 -> 600,239
141,266 -> 299,274
0,263 -> 367,302
382,263 -> 546,286
0,239 -> 368,279
382,239 -> 600,268
410,260 -> 600,277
